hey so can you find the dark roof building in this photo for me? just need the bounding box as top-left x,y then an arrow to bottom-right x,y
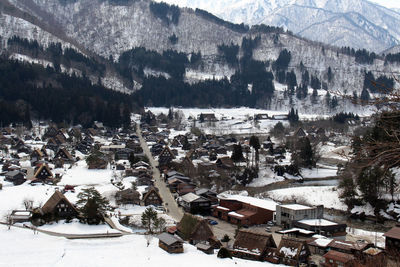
158,233 -> 184,254
41,191 -> 79,219
231,229 -> 277,261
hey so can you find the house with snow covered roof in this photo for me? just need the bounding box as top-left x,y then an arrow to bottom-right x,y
276,203 -> 324,228
293,218 -> 347,239
213,194 -> 276,226
231,229 -> 277,261
276,237 -> 310,266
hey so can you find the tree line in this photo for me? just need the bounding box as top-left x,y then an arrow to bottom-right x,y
0,57 -> 138,128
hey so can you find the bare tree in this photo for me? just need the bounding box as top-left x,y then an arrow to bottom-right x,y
3,211 -> 13,230
23,198 -> 34,211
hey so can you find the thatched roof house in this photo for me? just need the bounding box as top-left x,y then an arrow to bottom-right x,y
177,213 -> 219,247
41,191 -> 79,219
276,237 -> 310,266
231,229 -> 277,261
115,188 -> 141,205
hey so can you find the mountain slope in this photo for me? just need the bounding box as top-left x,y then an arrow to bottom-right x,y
2,0 -> 400,115
154,0 -> 400,52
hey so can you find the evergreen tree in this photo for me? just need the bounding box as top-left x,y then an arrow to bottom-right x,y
249,135 -> 260,168
77,187 -> 111,224
231,143 -> 244,164
327,66 -> 333,82
360,88 -> 370,103
141,207 -> 158,234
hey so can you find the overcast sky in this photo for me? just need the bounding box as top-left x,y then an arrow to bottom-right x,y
369,0 -> 400,9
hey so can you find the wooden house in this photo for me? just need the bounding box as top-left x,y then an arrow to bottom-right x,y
231,229 -> 277,261
158,233 -> 184,254
177,183 -> 196,196
68,127 -> 82,140
54,148 -> 74,163
115,188 -> 141,205
213,195 -> 276,226
177,213 -> 216,246
322,250 -> 356,267
293,127 -> 307,138
158,146 -> 176,167
32,164 -> 53,182
142,187 -> 163,206
276,237 -> 310,266
362,247 -> 387,267
5,170 -> 26,185
216,157 -> 234,169
179,192 -> 211,215
87,155 -> 108,169
383,224 -> 400,258
115,148 -> 134,160
41,191 -> 79,219
199,113 -> 218,122
46,138 -> 59,151
31,149 -> 45,164
43,126 -> 58,139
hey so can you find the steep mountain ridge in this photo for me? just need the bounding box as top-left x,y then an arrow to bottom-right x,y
155,0 -> 400,52
2,0 -> 400,115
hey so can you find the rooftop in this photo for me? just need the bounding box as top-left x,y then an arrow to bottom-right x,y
298,219 -> 338,226
218,193 -> 277,211
280,204 -> 313,210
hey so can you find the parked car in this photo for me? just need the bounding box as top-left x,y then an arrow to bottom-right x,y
208,219 -> 218,225
155,206 -> 166,212
267,221 -> 274,226
265,227 -> 272,232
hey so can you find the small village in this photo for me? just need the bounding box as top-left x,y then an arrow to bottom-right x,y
0,108 -> 399,267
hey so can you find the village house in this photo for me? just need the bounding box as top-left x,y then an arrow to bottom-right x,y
54,147 -> 75,164
5,170 -> 26,185
158,233 -> 184,254
176,183 -> 196,196
179,192 -> 211,215
142,187 -> 163,206
158,146 -> 175,167
293,219 -> 347,239
199,113 -> 218,122
327,240 -> 373,260
322,250 -> 356,267
177,213 -> 219,247
276,237 -> 310,266
41,190 -> 79,219
115,188 -> 141,205
231,229 -> 277,261
307,236 -> 334,255
383,224 -> 400,258
32,164 -> 53,183
276,204 -> 324,228
213,194 -> 276,226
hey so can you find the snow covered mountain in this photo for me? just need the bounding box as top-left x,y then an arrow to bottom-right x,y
154,0 -> 400,52
1,0 -> 400,114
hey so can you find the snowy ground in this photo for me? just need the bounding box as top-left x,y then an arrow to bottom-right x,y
36,219 -> 120,235
0,225 -> 283,267
263,186 -> 347,211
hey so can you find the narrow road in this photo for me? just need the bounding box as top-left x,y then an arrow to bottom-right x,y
136,125 -> 184,222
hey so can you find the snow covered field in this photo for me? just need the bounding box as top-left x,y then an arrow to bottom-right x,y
0,225 -> 282,267
264,186 -> 347,211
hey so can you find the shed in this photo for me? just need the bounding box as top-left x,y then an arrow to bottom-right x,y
158,232 -> 184,254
